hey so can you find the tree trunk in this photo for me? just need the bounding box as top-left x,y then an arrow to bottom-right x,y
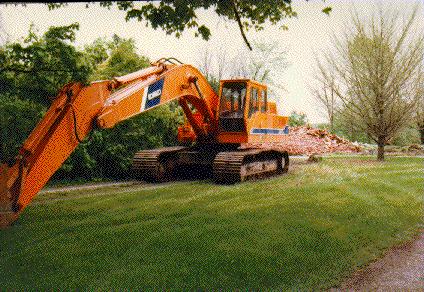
377,136 -> 385,161
420,128 -> 424,144
377,144 -> 385,161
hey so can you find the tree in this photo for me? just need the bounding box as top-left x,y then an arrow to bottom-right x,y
86,35 -> 150,80
197,46 -> 213,79
45,1 -> 332,50
196,41 -> 289,97
288,111 -> 308,127
331,107 -> 373,144
316,5 -> 424,160
414,82 -> 424,144
0,96 -> 44,164
237,42 -> 289,85
0,24 -> 91,163
196,46 -> 220,92
228,42 -> 290,104
0,23 -> 90,106
311,74 -> 337,132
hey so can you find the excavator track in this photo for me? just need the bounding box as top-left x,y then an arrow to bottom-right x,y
213,149 -> 289,184
132,146 -> 187,182
133,146 -> 289,184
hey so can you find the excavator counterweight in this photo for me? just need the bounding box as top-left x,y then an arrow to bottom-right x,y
0,58 -> 290,228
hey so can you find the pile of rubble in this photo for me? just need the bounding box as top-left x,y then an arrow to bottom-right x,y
246,126 -> 362,155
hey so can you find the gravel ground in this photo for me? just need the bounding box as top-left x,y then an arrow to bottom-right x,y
338,232 -> 424,291
40,181 -> 144,194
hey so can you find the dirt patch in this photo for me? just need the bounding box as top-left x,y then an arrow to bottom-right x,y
338,231 -> 424,290
41,181 -> 142,194
35,181 -> 174,205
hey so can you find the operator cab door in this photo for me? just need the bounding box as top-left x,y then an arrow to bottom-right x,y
247,83 -> 272,142
218,81 -> 247,132
248,85 -> 267,118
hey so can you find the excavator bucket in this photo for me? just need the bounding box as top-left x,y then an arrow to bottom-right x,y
0,163 -> 21,228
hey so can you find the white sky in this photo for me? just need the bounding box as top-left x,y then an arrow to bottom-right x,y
0,0 -> 422,123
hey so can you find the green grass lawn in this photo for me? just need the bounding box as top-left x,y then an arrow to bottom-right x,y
0,156 -> 422,289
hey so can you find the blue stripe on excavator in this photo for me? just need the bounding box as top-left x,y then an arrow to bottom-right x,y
250,126 -> 289,135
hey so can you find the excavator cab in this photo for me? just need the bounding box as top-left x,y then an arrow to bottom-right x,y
217,79 -> 288,144
218,81 -> 247,132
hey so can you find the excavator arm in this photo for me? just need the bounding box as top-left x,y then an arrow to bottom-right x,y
0,59 -> 219,227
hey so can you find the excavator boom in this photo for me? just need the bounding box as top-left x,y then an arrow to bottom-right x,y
0,59 -> 218,227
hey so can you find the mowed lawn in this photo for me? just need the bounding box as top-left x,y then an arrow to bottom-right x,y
0,156 -> 422,289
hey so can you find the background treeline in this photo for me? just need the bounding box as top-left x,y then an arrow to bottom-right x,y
0,23 -> 182,180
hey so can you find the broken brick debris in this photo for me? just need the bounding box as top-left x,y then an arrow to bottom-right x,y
244,126 -> 362,155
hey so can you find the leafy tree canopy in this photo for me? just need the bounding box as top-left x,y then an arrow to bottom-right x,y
85,35 -> 150,80
46,1 -> 331,50
0,23 -> 90,105
0,96 -> 45,163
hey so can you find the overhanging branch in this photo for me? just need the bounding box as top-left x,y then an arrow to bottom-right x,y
231,0 -> 252,51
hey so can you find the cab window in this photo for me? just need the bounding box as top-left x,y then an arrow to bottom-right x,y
249,87 -> 259,117
261,90 -> 267,113
220,82 -> 246,118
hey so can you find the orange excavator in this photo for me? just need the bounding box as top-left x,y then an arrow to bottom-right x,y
0,58 -> 289,227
